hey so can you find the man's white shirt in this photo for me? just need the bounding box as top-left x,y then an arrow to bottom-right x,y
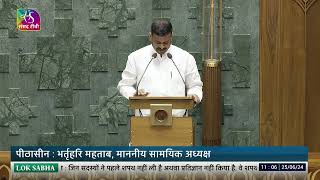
117,44 -> 203,117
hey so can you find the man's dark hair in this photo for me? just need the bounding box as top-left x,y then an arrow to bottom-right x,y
151,19 -> 172,36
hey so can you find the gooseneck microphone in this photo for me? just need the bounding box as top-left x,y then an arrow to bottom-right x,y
167,53 -> 188,116
136,53 -> 157,117
136,53 -> 157,92
167,53 -> 186,95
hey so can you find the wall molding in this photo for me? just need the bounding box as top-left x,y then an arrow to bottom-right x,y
292,0 -> 318,12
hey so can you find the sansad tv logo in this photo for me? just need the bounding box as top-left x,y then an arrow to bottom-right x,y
17,9 -> 41,31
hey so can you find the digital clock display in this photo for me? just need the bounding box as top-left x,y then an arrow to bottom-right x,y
259,163 -> 306,171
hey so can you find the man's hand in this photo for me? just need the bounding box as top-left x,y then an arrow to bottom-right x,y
135,89 -> 149,96
188,94 -> 200,104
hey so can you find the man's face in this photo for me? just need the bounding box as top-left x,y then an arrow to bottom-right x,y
149,33 -> 172,55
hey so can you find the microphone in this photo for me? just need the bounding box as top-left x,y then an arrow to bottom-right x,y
136,53 -> 157,92
167,53 -> 186,94
136,53 -> 157,117
167,53 -> 188,116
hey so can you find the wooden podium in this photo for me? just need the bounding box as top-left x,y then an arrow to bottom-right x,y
129,97 -> 194,146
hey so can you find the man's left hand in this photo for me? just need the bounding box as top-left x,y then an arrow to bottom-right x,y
189,94 -> 200,104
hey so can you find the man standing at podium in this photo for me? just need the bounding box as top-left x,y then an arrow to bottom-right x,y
117,19 -> 203,117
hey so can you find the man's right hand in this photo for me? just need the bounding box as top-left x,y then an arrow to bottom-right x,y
135,89 -> 149,96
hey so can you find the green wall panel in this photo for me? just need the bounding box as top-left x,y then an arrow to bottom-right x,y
0,0 -> 259,149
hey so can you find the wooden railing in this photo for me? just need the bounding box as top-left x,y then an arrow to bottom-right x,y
0,151 -> 11,180
309,153 -> 320,180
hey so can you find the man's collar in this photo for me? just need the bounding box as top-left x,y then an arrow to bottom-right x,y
150,44 -> 173,58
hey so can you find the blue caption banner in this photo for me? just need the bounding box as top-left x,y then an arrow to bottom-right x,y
11,146 -> 308,162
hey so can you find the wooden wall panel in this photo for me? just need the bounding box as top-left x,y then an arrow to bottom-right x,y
260,0 -> 306,146
261,0 -> 320,150
260,0 -> 282,146
306,0 -> 320,151
280,0 -> 306,145
280,47 -> 305,145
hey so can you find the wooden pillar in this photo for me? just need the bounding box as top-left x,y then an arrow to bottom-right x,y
202,59 -> 221,145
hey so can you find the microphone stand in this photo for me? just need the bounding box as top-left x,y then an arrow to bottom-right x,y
136,53 -> 157,117
167,53 -> 188,117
